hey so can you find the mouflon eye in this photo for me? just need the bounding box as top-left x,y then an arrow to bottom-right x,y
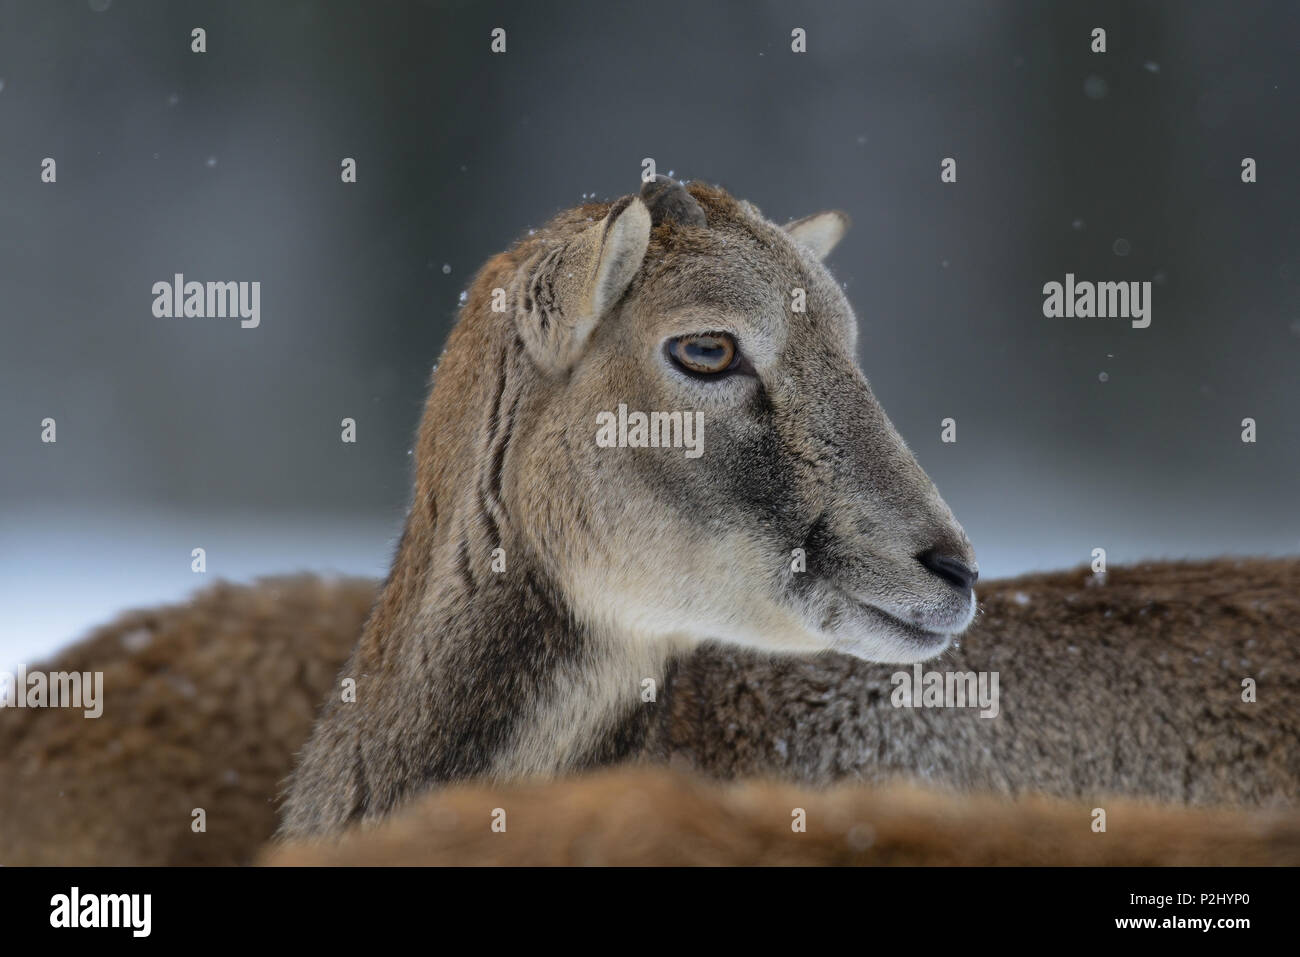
667,333 -> 738,375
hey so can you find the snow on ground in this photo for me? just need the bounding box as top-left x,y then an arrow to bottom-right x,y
0,507 -> 400,670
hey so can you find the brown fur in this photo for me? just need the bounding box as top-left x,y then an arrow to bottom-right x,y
262,765 -> 1300,867
3,558 -> 1295,865
0,576 -> 373,866
655,557 -> 1300,805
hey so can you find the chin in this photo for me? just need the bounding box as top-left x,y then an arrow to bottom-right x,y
814,589 -> 968,664
829,626 -> 954,664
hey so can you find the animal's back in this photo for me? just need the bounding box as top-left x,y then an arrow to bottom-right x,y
0,575 -> 373,866
661,558 -> 1300,805
262,764 -> 1300,867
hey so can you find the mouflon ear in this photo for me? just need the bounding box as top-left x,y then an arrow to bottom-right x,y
515,195 -> 652,374
784,210 -> 850,261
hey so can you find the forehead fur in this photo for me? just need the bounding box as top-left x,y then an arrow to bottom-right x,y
506,182 -> 814,321
640,183 -> 795,295
471,181 -> 849,369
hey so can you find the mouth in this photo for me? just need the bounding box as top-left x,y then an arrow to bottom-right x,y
817,584 -> 967,663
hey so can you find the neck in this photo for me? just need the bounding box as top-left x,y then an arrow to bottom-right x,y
279,527 -> 672,836
430,560 -> 670,781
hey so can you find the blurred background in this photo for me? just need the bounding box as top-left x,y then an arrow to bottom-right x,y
1,0 -> 1297,666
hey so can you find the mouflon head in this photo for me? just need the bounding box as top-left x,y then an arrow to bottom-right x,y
431,176 -> 977,664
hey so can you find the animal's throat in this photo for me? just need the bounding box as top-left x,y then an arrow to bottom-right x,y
377,559 -> 666,793
484,621 -> 669,780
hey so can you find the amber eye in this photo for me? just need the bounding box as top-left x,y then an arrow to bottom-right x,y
667,333 -> 739,376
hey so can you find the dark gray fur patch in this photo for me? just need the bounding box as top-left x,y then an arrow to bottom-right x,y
640,174 -> 707,228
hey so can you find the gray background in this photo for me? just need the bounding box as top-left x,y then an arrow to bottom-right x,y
1,0 -> 1297,663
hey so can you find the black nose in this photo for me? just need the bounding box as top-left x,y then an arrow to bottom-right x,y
917,549 -> 978,591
